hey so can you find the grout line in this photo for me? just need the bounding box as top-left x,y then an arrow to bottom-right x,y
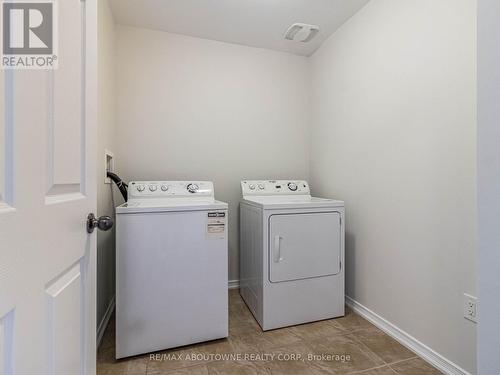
344,332 -> 388,365
348,364 -> 398,374
385,356 -> 419,366
147,360 -> 215,375
387,357 -> 445,375
343,321 -> 419,368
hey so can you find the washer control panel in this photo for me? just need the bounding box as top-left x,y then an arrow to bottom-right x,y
128,181 -> 214,200
241,180 -> 310,196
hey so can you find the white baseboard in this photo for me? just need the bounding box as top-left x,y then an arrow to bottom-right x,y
345,296 -> 472,375
96,295 -> 115,349
228,279 -> 240,289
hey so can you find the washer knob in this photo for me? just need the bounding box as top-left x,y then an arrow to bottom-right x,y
249,184 -> 256,190
149,185 -> 157,192
288,182 -> 298,191
161,185 -> 168,192
258,184 -> 265,190
187,183 -> 199,193
137,185 -> 145,192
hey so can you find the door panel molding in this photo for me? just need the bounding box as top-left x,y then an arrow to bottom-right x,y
0,309 -> 14,375
45,0 -> 86,204
45,263 -> 83,375
0,71 -> 14,212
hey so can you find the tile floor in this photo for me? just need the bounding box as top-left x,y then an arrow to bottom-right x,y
97,290 -> 443,375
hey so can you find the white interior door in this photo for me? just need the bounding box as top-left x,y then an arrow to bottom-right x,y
0,1 -> 98,375
269,212 -> 341,283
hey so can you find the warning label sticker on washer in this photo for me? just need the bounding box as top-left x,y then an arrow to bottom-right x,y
207,212 -> 226,239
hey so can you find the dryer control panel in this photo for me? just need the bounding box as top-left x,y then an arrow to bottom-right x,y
241,180 -> 310,196
128,181 -> 214,200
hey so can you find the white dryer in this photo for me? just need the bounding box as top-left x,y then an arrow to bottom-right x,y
116,181 -> 228,358
239,180 -> 344,331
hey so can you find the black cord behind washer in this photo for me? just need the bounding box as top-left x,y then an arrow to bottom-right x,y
107,172 -> 128,202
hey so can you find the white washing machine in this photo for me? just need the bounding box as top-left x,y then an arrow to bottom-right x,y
239,180 -> 345,331
116,181 -> 228,359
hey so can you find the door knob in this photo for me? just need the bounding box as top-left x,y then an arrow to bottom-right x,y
87,213 -> 113,233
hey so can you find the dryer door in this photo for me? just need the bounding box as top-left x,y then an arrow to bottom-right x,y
269,212 -> 341,283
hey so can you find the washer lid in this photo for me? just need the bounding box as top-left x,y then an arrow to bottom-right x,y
117,199 -> 228,214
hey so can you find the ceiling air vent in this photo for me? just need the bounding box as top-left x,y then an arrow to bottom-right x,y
284,23 -> 320,43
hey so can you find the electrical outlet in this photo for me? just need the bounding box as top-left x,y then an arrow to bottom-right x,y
463,294 -> 477,323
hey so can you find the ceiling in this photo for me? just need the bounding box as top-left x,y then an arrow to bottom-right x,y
108,0 -> 370,56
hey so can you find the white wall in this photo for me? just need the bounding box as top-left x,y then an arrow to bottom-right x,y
97,0 -> 120,330
309,0 -> 477,373
477,1 -> 500,373
115,26 -> 310,281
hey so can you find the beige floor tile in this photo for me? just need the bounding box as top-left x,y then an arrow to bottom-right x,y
264,340 -> 317,368
260,341 -> 333,375
96,337 -> 150,375
97,355 -> 148,375
349,328 -> 416,364
229,307 -> 256,327
98,292 -> 438,375
261,328 -> 304,348
228,298 -> 248,311
207,359 -> 270,375
229,295 -> 249,309
390,358 -> 443,375
99,334 -> 115,351
146,345 -> 213,374
229,318 -> 261,337
350,366 -> 398,374
289,319 -> 346,341
262,358 -> 330,375
229,289 -> 242,299
147,363 -> 210,375
97,343 -> 115,365
228,298 -> 246,309
100,324 -> 116,350
195,338 -> 235,355
333,310 -> 375,333
267,340 -> 315,357
308,333 -> 385,374
229,327 -> 303,352
228,300 -> 261,337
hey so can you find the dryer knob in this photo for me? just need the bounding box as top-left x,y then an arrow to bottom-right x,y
149,185 -> 157,192
258,184 -> 265,190
161,185 -> 168,192
137,185 -> 145,192
288,182 -> 298,191
187,183 -> 199,193
249,184 -> 256,190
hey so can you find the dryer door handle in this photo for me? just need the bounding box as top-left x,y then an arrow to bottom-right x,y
274,235 -> 284,263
